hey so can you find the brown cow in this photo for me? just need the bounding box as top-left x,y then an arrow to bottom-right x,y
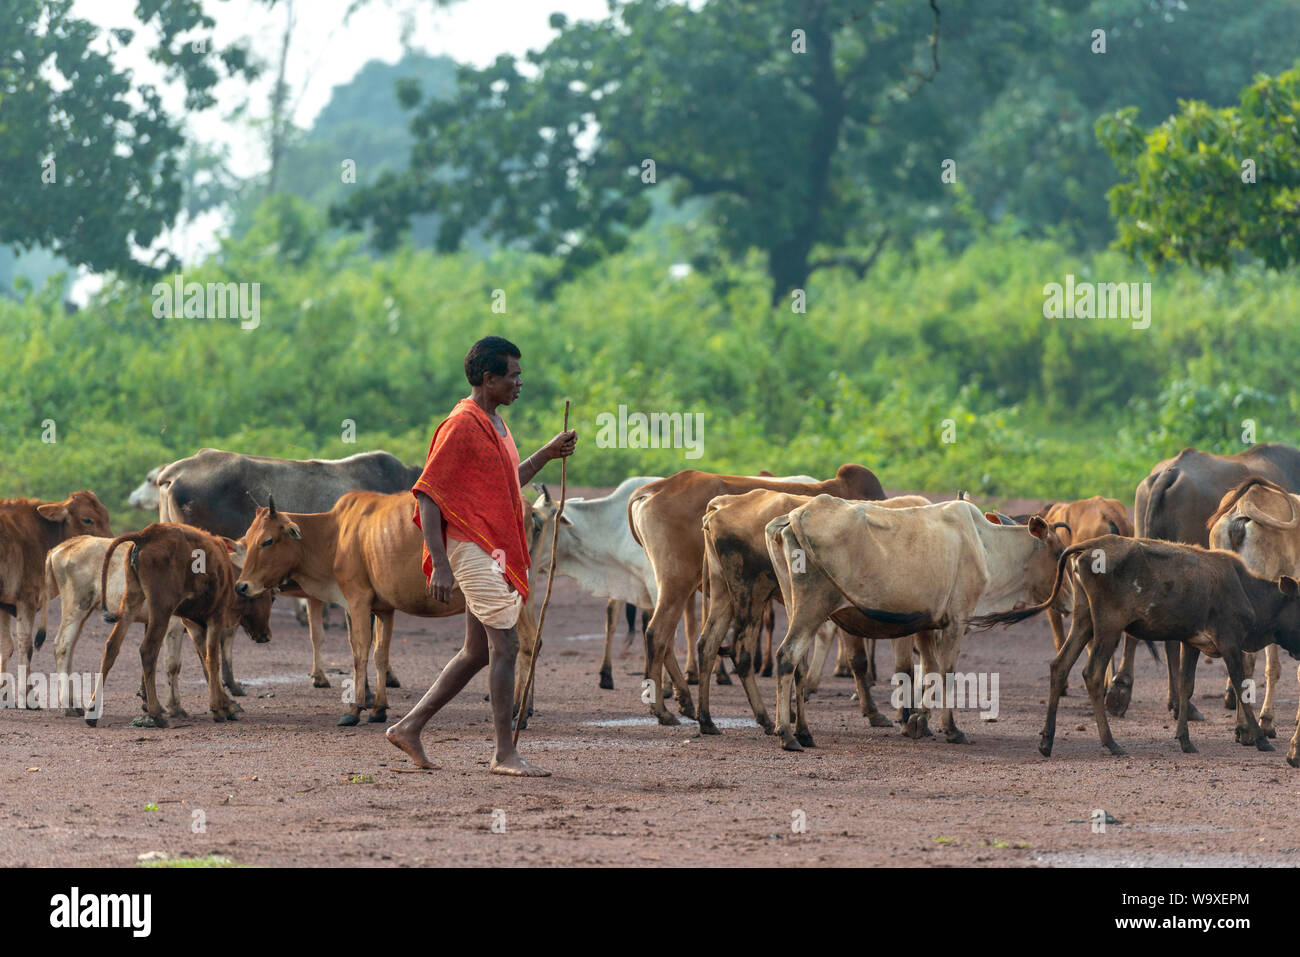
0,491 -> 111,703
628,464 -> 885,724
697,490 -> 931,736
84,523 -> 272,727
974,535 -> 1300,760
232,492 -> 537,726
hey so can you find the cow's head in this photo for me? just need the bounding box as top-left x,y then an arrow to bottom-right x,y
128,466 -> 163,511
1022,516 -> 1071,608
220,536 -> 274,643
232,495 -> 302,598
37,490 -> 112,539
527,483 -> 572,571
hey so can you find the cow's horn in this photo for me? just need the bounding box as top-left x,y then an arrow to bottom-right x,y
267,493 -> 277,515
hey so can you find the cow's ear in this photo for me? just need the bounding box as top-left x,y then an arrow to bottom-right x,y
230,541 -> 247,569
1280,576 -> 1299,596
220,537 -> 237,553
36,503 -> 69,522
559,513 -> 573,527
1027,515 -> 1049,539
286,522 -> 303,540
983,511 -> 1000,525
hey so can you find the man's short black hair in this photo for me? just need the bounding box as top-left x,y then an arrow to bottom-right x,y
465,336 -> 521,386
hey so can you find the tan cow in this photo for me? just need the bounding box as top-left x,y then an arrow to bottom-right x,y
1207,478 -> 1298,753
629,465 -> 886,725
1036,497 -> 1133,657
84,523 -> 272,727
232,492 -> 537,726
767,497 -> 1066,751
697,490 -> 931,736
0,491 -> 111,703
43,536 -> 261,716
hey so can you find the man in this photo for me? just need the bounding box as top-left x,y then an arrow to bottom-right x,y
386,336 -> 577,776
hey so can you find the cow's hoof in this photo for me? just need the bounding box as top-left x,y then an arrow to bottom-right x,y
598,670 -> 613,690
211,711 -> 227,723
1038,738 -> 1054,758
1257,737 -> 1275,752
385,672 -> 401,689
338,713 -> 359,727
760,719 -> 775,735
85,717 -> 98,728
833,665 -> 851,678
868,712 -> 892,728
1288,751 -> 1300,768
167,707 -> 188,719
1179,738 -> 1197,754
946,730 -> 971,745
795,730 -> 816,748
761,664 -> 773,678
676,699 -> 697,720
656,711 -> 680,727
225,709 -> 239,721
311,674 -> 330,689
129,714 -> 167,729
230,699 -> 244,714
715,670 -> 732,686
1106,741 -> 1126,757
1235,726 -> 1254,746
1104,678 -> 1132,717
227,683 -> 246,698
685,671 -> 699,686
367,708 -> 388,723
1224,687 -> 1237,709
780,734 -> 803,752
64,707 -> 84,717
698,716 -> 721,736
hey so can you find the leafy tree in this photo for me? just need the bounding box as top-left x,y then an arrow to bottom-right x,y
1099,64 -> 1300,271
0,0 -> 260,279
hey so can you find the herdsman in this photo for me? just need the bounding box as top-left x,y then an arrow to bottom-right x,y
386,336 -> 577,776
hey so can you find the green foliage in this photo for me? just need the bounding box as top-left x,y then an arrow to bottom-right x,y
3,204 -> 1300,518
1100,64 -> 1300,271
0,0 -> 260,278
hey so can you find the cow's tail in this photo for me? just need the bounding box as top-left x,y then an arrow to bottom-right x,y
1139,466 -> 1179,539
969,543 -> 1092,631
627,487 -> 652,549
36,552 -> 58,648
784,511 -> 935,629
101,533 -> 144,622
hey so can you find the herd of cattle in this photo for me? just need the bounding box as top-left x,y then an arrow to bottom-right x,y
4,443 -> 1300,769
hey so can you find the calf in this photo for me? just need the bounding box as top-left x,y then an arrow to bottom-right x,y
973,535 -> 1300,761
1207,478 -> 1299,755
629,465 -> 885,725
84,523 -> 272,727
697,490 -> 932,736
767,497 -> 1065,751
0,491 -> 111,703
43,536 -> 265,716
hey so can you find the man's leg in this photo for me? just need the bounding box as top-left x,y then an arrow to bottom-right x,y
385,613 -> 491,768
485,622 -> 549,776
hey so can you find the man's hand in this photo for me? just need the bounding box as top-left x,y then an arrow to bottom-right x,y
543,429 -> 578,461
429,561 -> 455,604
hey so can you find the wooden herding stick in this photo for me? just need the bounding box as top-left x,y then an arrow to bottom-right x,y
513,399 -> 569,746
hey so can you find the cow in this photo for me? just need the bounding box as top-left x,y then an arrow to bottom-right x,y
767,497 -> 1066,751
42,535 -> 267,716
629,465 -> 885,725
696,490 -> 932,737
128,466 -> 164,511
1110,443 -> 1300,720
1207,478 -> 1300,753
973,535 -> 1300,761
0,491 -> 112,704
155,448 -> 423,691
84,523 -> 272,727
526,477 -> 670,691
231,492 -> 537,726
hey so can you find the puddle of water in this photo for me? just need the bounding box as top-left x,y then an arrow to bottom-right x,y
563,633 -> 609,643
1033,849 -> 1286,868
582,715 -> 759,729
185,673 -> 305,687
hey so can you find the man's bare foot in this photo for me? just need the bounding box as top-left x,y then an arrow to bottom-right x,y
490,752 -> 550,777
385,724 -> 440,770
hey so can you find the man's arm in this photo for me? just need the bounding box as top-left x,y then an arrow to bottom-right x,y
416,491 -> 455,603
519,429 -> 578,486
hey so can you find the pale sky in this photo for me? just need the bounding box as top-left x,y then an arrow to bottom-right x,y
64,0 -> 613,293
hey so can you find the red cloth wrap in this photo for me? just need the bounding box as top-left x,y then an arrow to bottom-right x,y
412,398 -> 530,599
